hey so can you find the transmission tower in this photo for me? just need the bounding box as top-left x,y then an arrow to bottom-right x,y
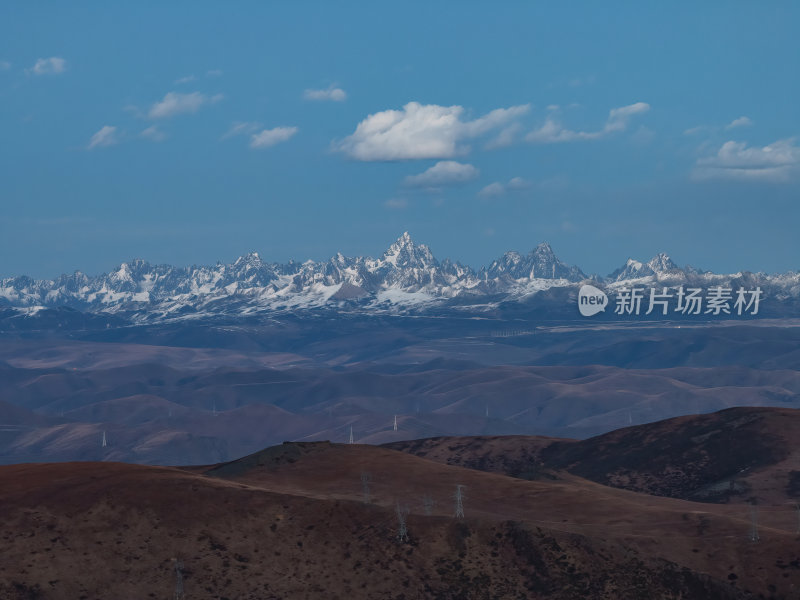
360,472 -> 371,504
101,431 -> 107,448
349,425 -> 354,444
749,505 -> 760,542
454,485 -> 465,519
422,494 -> 434,516
173,558 -> 185,600
393,415 -> 398,431
396,502 -> 409,542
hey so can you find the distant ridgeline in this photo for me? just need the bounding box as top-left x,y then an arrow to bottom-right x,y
0,232 -> 797,325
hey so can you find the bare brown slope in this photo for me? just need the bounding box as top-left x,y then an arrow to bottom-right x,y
386,407 -> 800,505
381,434 -> 570,479
0,445 -> 791,599
200,441 -> 800,599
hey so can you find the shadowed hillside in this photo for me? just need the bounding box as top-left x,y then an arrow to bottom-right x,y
386,407 -> 800,505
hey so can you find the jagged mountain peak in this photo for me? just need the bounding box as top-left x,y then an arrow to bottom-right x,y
0,233 -> 795,318
609,252 -> 681,281
382,232 -> 436,269
234,251 -> 264,266
647,252 -> 678,273
487,242 -> 585,281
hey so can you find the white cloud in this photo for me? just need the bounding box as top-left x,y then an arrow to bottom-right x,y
30,57 -> 66,75
568,75 -> 596,87
692,138 -> 800,182
630,126 -> 656,145
687,116 -> 753,136
384,198 -> 408,209
478,176 -> 530,197
206,69 -> 223,77
725,116 -> 753,130
478,182 -> 506,198
221,121 -> 262,139
304,85 -> 347,102
174,75 -> 196,84
0,60 -> 11,71
404,161 -> 478,188
140,126 -> 166,142
250,126 -> 298,149
605,102 -> 650,132
526,118 -> 586,143
336,101 -> 530,161
485,123 -> 522,149
507,176 -> 530,190
526,101 -> 650,143
148,91 -> 223,119
683,125 -> 707,136
561,220 -> 577,232
87,126 -> 118,149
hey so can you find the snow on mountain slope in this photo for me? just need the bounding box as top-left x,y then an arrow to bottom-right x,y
0,233 -> 797,321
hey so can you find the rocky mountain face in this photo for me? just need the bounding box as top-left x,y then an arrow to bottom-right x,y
0,232 -> 797,322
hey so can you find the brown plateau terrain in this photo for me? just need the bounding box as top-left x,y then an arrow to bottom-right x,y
1,435 -> 800,599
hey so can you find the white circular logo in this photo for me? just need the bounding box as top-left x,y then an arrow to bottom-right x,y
578,284 -> 608,317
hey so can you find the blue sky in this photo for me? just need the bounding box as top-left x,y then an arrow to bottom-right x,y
1,2 -> 799,278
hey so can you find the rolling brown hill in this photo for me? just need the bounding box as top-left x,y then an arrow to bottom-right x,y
2,441 -> 794,598
3,351 -> 800,466
385,407 -> 800,506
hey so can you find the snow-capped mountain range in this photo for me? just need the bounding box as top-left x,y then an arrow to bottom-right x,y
1,232 -> 799,322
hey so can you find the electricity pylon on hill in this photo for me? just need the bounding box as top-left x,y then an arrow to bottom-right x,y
422,494 -> 434,516
454,485 -> 465,519
749,505 -> 760,542
173,558 -> 185,600
396,502 -> 409,542
360,472 -> 371,504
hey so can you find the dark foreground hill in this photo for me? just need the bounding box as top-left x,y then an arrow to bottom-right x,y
1,441 -> 799,599
385,406 -> 800,505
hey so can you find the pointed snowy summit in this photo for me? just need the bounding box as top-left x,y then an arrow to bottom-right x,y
487,242 -> 585,281
608,252 -> 681,281
381,232 -> 437,269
